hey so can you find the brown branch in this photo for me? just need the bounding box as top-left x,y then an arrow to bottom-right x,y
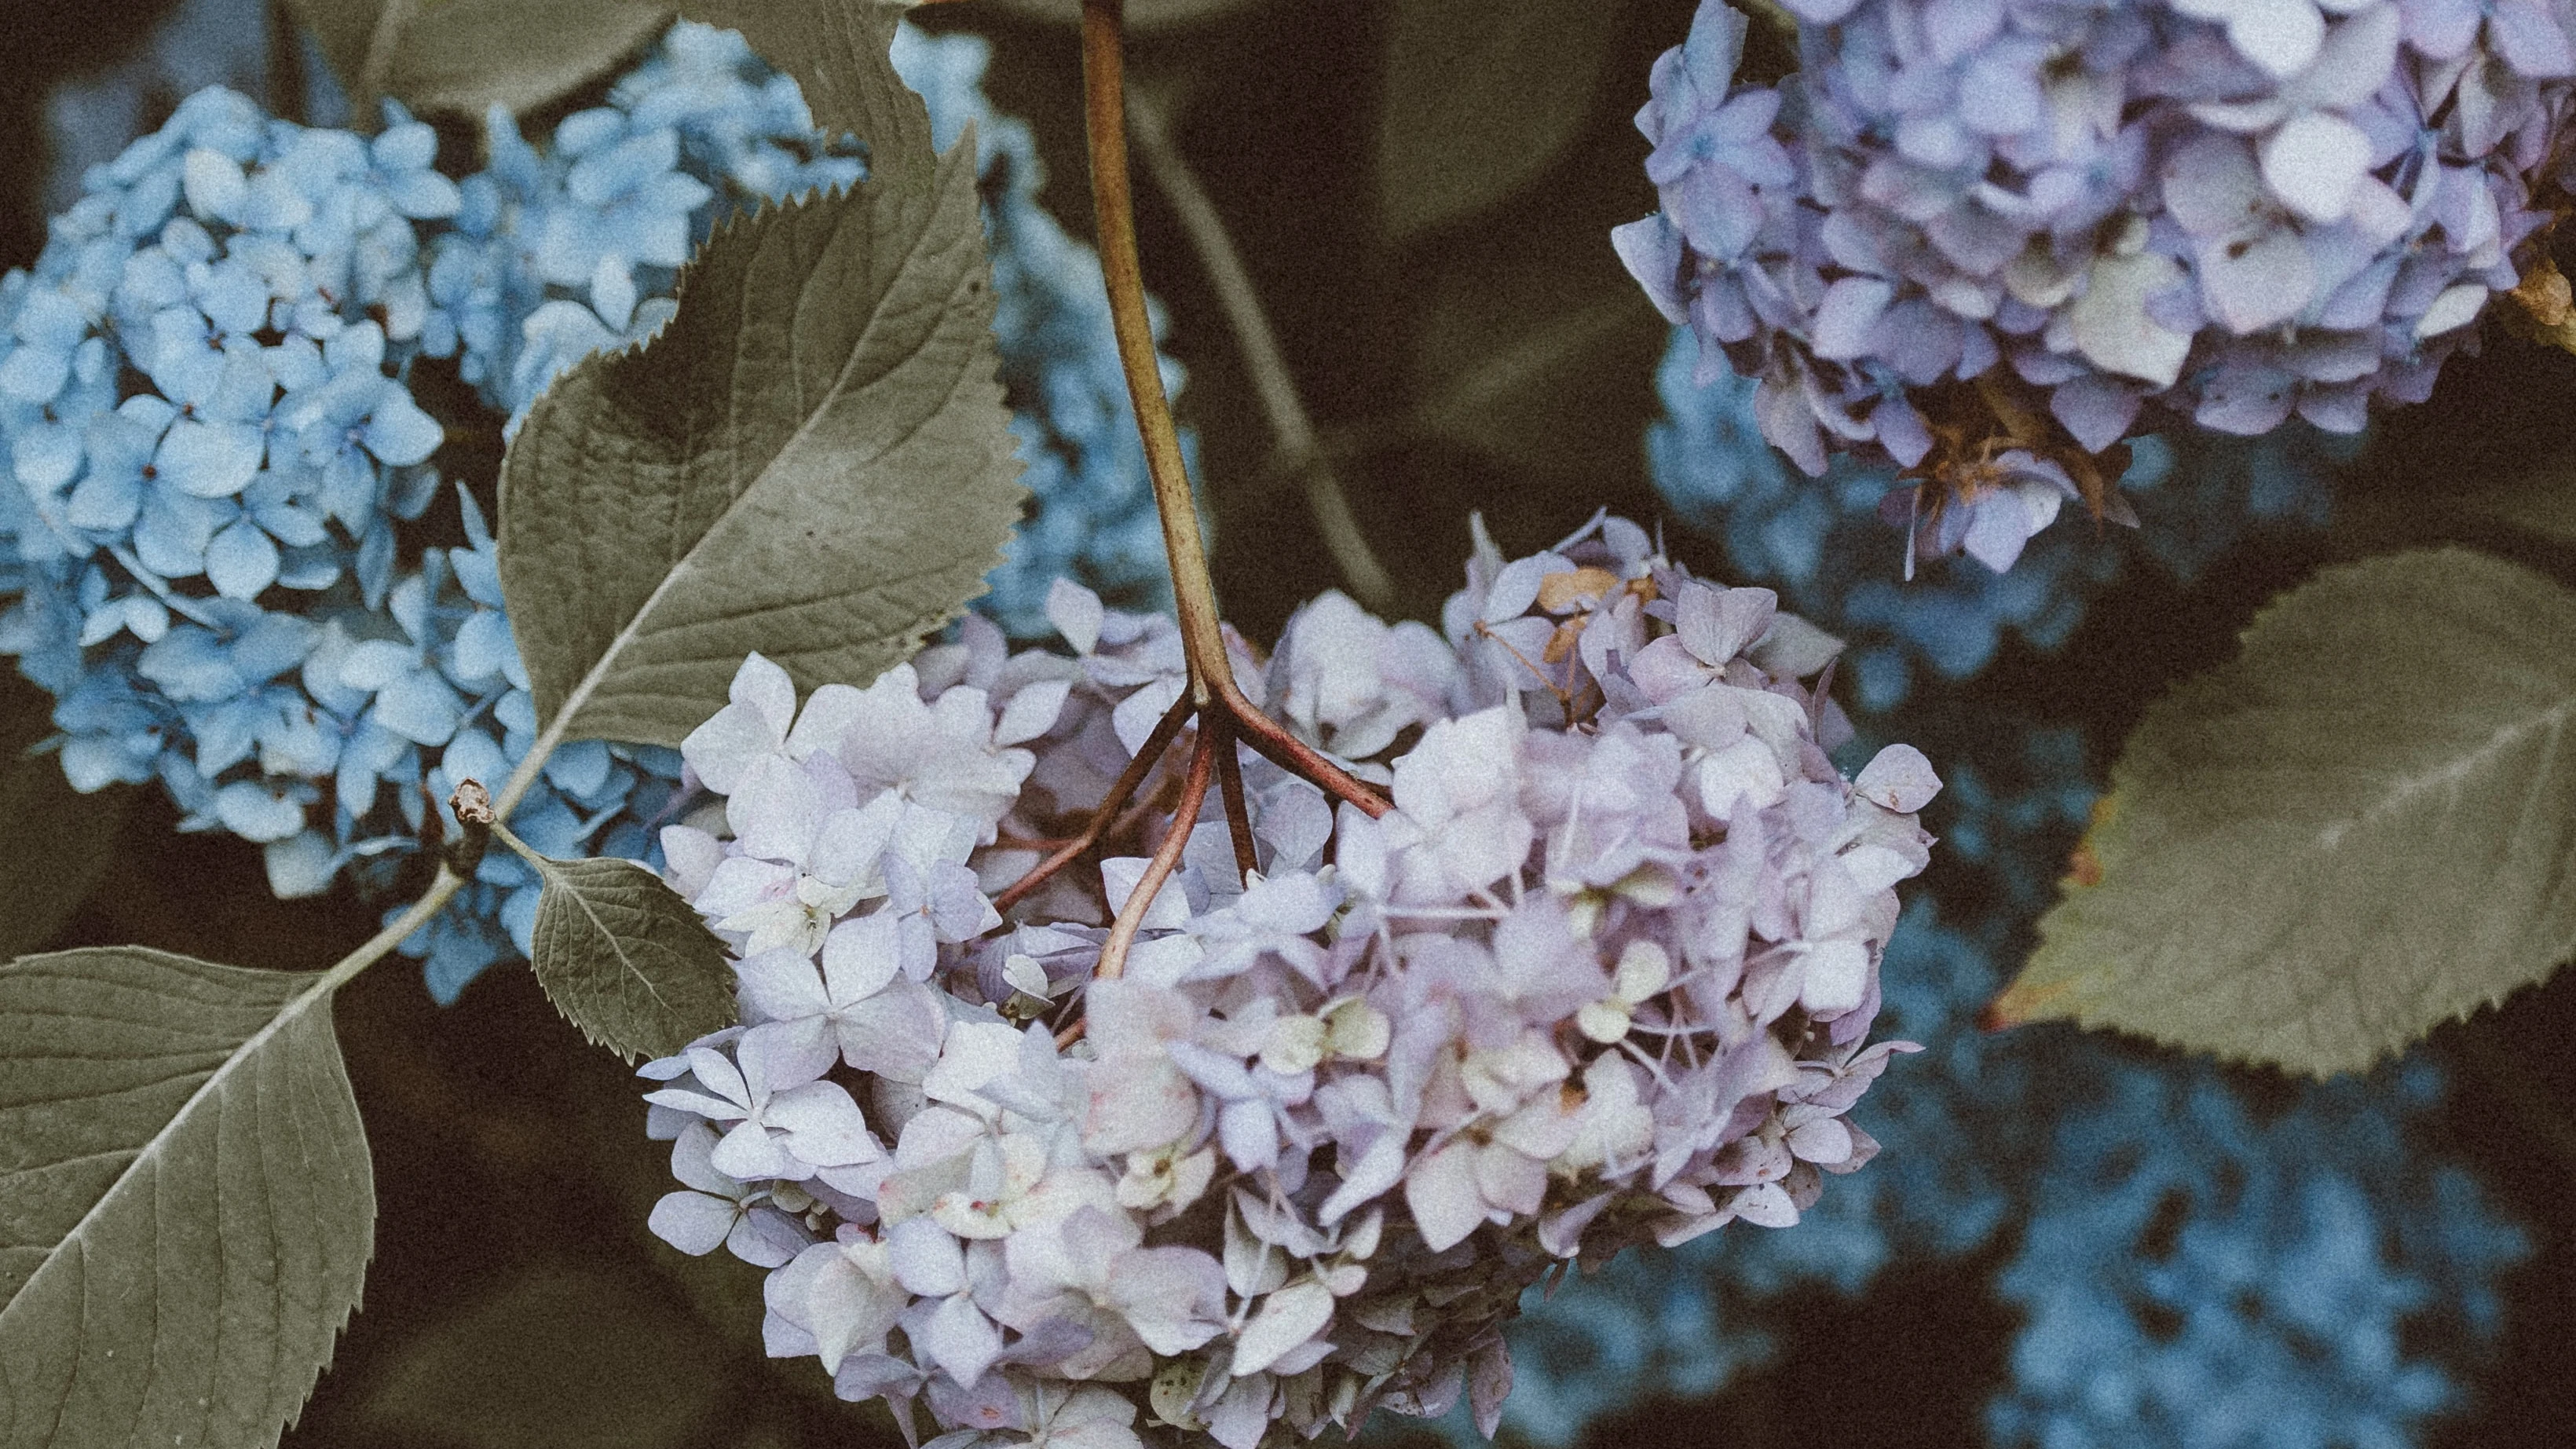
994,690 -> 1195,913
1211,718 -> 1259,884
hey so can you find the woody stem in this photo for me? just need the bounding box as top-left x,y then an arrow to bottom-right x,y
1078,0 -> 1392,825
1081,0 -> 1228,709
993,690 -> 1195,913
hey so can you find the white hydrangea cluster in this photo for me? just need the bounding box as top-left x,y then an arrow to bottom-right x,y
638,514 -> 1941,1447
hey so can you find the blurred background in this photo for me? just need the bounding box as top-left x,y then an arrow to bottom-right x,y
5,0 -> 2574,1445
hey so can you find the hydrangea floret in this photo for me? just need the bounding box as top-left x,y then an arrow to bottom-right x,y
638,514 -> 1941,1447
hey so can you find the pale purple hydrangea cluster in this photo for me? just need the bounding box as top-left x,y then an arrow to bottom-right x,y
633,515 -> 1940,1447
1617,0 -> 2574,568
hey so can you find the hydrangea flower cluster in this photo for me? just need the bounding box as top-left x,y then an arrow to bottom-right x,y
2,22 -> 1194,997
1616,0 -> 2570,569
1644,329 -> 2346,710
637,516 -> 1943,1447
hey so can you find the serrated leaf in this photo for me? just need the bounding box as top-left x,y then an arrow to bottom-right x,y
0,675 -> 127,959
1377,0 -> 1629,243
496,12 -> 1023,747
288,0 -> 671,117
528,855 -> 735,1060
1997,548 -> 2576,1076
0,948 -> 371,1447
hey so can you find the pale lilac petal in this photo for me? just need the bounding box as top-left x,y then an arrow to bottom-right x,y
1853,743 -> 1942,812
921,1293 -> 1005,1387
1231,1279 -> 1336,1377
1406,1141 -> 1488,1253
649,1190 -> 738,1256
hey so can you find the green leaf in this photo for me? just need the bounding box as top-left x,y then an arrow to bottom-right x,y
0,675 -> 127,959
527,855 -> 734,1060
0,949 -> 371,1447
497,4 -> 1023,748
1997,548 -> 2576,1075
287,0 -> 671,117
1376,0 -> 1630,243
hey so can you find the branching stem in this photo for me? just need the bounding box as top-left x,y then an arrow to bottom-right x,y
1072,0 -> 1392,855
1049,0 -> 1398,1020
994,690 -> 1194,912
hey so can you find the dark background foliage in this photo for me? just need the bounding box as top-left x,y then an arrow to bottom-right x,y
2,0 -> 2571,1444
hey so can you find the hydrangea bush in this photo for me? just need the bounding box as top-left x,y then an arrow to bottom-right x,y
0,5 -> 2567,1449
639,518 -> 1944,1446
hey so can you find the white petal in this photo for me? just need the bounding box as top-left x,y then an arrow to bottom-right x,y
1403,1141 -> 1488,1253
2260,112 -> 2371,223
886,1215 -> 968,1297
1798,939 -> 1872,1016
821,910 -> 906,1004
1047,577 -> 1105,655
920,1293 -> 1004,1387
1853,742 -> 1941,812
2069,251 -> 2193,387
648,1190 -> 739,1256
993,676 -> 1073,747
2227,0 -> 2325,76
1231,1280 -> 1336,1378
2414,283 -> 2487,338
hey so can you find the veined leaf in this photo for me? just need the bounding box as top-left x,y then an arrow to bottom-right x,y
0,675 -> 127,959
1377,0 -> 1630,243
528,856 -> 734,1061
1996,548 -> 2576,1076
498,0 -> 1023,748
0,949 -> 371,1447
288,0 -> 672,117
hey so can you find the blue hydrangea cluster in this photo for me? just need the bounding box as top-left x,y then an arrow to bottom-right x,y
2,22 -> 1193,1000
1617,0 -> 2571,573
1645,327 -> 2347,711
1478,715 -> 2528,1449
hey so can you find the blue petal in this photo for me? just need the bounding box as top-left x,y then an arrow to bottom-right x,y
214,780 -> 307,842
156,419 -> 265,498
204,518 -> 281,598
362,387 -> 443,466
372,666 -> 464,746
264,831 -> 339,899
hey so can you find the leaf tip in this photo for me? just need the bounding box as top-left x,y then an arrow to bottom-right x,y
1981,977 -> 2076,1030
